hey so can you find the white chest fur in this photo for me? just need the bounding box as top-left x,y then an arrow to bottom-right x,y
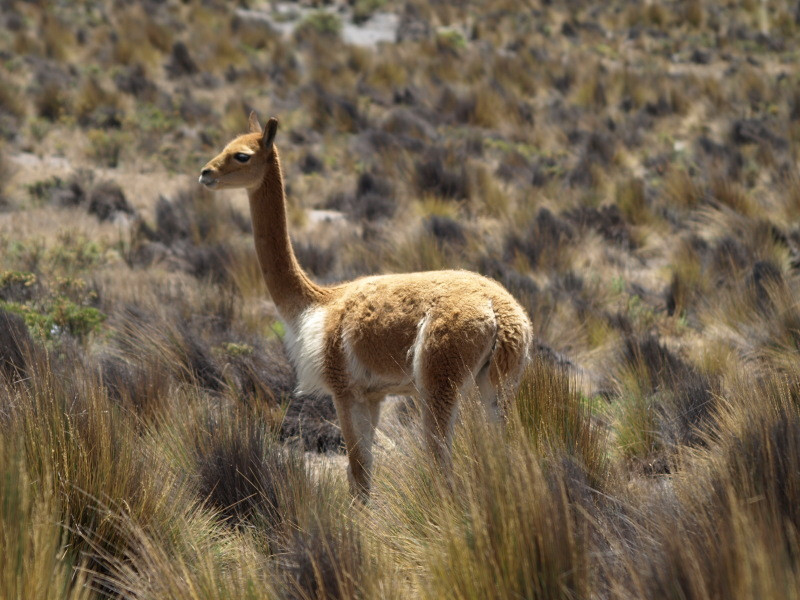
283,305 -> 329,395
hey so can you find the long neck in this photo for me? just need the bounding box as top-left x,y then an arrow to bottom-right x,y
247,148 -> 326,322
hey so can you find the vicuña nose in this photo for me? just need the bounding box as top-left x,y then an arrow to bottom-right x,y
201,168 -> 212,177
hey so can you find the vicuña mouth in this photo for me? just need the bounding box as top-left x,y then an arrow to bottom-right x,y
198,175 -> 218,188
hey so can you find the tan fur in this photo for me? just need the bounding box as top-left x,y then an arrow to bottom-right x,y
200,113 -> 533,498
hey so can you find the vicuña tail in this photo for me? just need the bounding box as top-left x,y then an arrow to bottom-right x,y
488,300 -> 532,391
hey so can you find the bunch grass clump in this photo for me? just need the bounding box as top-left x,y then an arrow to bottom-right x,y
0,446 -> 91,600
370,395 -> 594,599
514,358 -> 610,490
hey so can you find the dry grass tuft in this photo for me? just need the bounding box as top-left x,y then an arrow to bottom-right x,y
0,347 -> 192,594
514,358 -> 610,490
373,403 -> 593,599
0,446 -> 91,600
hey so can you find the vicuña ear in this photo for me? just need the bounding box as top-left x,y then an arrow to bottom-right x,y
248,111 -> 262,134
263,117 -> 278,148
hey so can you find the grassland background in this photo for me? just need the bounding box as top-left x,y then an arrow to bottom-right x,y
1,0 -> 800,598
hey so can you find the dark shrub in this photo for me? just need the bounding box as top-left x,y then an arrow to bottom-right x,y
505,208 -> 574,268
113,63 -> 157,99
153,189 -> 219,243
644,96 -> 674,117
354,192 -> 396,225
623,334 -> 716,451
339,171 -> 396,222
731,118 -> 787,149
99,354 -> 171,418
229,207 -> 252,234
530,156 -> 560,187
305,84 -> 364,133
584,130 -> 616,165
4,11 -> 25,32
165,42 -> 198,78
445,91 -> 476,125
392,85 -> 421,106
0,309 -> 32,380
28,173 -> 85,207
709,236 -> 750,276
424,215 -> 466,246
324,191 -> 351,212
88,181 -> 135,222
177,323 -> 223,391
623,335 -> 691,393
130,240 -> 170,269
184,243 -> 232,284
144,190 -> 241,282
381,107 -> 436,141
749,260 -> 784,313
495,150 -> 532,184
479,257 -> 540,319
565,204 -> 633,249
415,147 -> 470,200
695,135 -> 745,180
567,130 -> 616,187
357,171 -> 392,199
299,152 -> 324,174
30,60 -> 75,120
281,393 -> 344,453
174,189 -> 219,241
282,519 -> 364,600
690,48 -> 712,64
294,240 -> 336,279
193,416 -> 306,532
224,338 -> 295,405
717,406 -> 800,530
154,195 -> 191,244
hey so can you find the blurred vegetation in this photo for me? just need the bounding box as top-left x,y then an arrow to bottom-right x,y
2,0 -> 800,597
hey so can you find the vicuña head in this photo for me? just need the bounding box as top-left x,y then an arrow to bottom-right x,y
199,112 -> 533,500
199,113 -> 278,190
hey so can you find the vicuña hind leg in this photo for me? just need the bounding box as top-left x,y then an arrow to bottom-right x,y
415,311 -> 496,472
476,365 -> 502,424
421,384 -> 459,472
334,394 -> 380,499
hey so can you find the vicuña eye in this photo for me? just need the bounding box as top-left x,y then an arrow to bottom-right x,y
234,153 -> 251,163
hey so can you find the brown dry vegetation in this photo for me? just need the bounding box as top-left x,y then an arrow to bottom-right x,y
2,0 -> 800,597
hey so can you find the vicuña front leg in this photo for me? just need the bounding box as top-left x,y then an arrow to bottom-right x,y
334,395 -> 380,499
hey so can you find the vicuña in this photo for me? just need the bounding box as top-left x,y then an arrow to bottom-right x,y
199,113 -> 533,498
